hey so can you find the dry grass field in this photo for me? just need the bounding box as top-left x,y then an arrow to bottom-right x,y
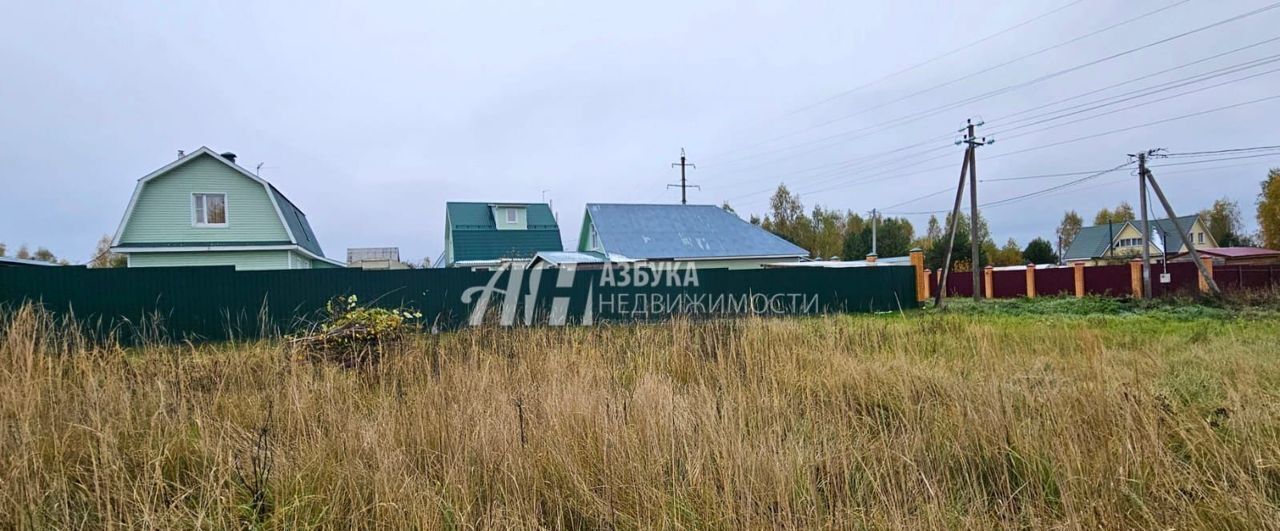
2,299 -> 1279,529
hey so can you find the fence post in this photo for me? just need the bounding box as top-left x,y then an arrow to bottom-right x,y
1130,259 -> 1143,298
983,265 -> 994,299
1026,263 -> 1036,298
1199,256 -> 1215,294
1072,261 -> 1085,298
909,248 -> 925,302
923,268 -> 932,299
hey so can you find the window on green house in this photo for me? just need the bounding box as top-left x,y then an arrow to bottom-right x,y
194,193 -> 227,226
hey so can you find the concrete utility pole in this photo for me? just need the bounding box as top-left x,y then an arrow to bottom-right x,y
667,148 -> 699,205
962,119 -> 989,302
1137,151 -> 1153,299
870,208 -> 878,256
932,144 -> 972,309
1142,160 -> 1222,295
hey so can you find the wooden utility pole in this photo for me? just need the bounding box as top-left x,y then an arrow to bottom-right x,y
667,148 -> 699,205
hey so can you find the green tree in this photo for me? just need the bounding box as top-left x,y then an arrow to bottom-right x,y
720,201 -> 736,215
1093,202 -> 1135,225
1023,237 -> 1058,264
32,247 -> 57,263
989,238 -> 1024,266
1199,197 -> 1242,246
0,241 -> 6,257
15,244 -> 31,260
842,216 -> 914,260
810,206 -> 846,259
1260,168 -> 1280,249
761,184 -> 811,251
1055,211 -> 1082,260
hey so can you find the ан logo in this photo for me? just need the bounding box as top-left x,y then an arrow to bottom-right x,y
460,262 -> 699,327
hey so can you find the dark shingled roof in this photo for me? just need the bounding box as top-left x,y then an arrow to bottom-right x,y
268,184 -> 325,258
446,202 -> 563,263
582,203 -> 807,260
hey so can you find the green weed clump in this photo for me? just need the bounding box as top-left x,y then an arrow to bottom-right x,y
1,303 -> 1278,528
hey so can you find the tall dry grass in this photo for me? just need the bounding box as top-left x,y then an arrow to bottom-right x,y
2,303 -> 1279,529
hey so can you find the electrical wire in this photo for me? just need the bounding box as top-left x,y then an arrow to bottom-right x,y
718,0 -> 1195,159
708,0 -> 1092,160
710,1 -> 1278,167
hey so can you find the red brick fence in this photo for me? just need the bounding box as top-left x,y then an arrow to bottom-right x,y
906,249 -> 1280,301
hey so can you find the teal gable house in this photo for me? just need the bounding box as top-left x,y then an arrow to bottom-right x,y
111,147 -> 345,270
443,202 -> 563,267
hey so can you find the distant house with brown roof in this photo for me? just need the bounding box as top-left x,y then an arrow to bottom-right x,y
1173,246 -> 1280,266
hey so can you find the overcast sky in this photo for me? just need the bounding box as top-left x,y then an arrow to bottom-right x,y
3,0 -> 1278,263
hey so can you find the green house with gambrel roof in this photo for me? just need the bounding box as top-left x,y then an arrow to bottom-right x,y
111,147 -> 345,270
443,202 -> 563,267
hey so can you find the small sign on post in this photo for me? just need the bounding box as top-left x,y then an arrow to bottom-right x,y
1159,273 -> 1171,284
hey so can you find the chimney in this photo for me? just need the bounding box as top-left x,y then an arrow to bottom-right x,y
220,152 -> 237,164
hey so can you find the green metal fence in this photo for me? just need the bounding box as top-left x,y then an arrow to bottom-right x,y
0,263 -> 918,341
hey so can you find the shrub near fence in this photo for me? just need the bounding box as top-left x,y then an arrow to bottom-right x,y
0,263 -> 919,342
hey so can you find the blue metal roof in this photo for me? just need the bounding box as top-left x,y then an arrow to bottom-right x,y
582,204 -> 807,260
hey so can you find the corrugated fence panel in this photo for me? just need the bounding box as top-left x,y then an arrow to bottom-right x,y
944,271 -> 976,298
1083,264 -> 1130,297
991,269 -> 1027,298
1215,265 -> 1280,291
0,264 -> 919,342
1150,261 -> 1200,297
1037,267 -> 1074,296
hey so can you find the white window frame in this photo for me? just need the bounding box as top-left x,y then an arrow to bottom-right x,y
192,192 -> 229,227
590,228 -> 601,250
1198,232 -> 1204,244
505,207 -> 518,223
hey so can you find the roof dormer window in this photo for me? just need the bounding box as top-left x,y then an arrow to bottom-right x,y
506,207 -> 518,223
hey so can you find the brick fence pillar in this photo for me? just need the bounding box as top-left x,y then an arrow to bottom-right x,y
1199,256 -> 1215,294
909,248 -> 925,302
1072,261 -> 1085,298
1130,259 -> 1143,298
866,253 -> 877,263
1026,263 -> 1037,298
923,268 -> 932,299
983,265 -> 994,299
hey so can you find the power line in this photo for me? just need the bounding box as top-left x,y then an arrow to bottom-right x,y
719,0 -> 1193,157
988,53 -> 1280,134
796,58 -> 1280,193
987,61 -> 1280,140
987,34 -> 1280,124
785,0 -> 1088,117
884,153 -> 1280,216
708,0 -> 1090,160
989,94 -> 1280,161
709,3 -> 1280,170
1164,144 -> 1280,157
982,150 -> 1280,182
